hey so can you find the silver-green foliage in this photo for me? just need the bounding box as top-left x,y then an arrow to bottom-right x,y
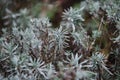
0,0 -> 120,80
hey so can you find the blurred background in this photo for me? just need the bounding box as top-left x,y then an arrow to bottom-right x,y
0,0 -> 83,35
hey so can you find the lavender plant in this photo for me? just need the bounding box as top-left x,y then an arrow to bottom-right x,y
0,0 -> 120,80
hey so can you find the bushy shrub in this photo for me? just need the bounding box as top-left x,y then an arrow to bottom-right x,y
0,0 -> 120,80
